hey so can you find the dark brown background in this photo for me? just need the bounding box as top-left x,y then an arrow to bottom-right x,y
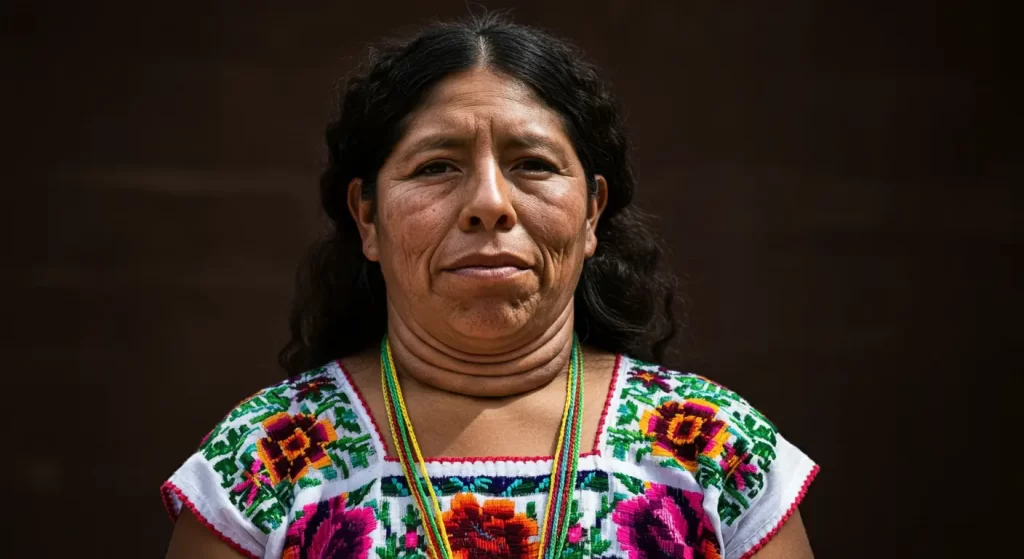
3,1 -> 1013,557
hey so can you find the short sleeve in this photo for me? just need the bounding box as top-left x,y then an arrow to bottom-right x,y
161,387 -> 297,558
678,377 -> 818,559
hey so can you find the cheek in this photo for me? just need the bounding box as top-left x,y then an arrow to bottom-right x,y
518,191 -> 590,270
378,188 -> 455,277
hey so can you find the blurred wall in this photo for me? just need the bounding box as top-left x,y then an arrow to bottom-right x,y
3,1 -> 1011,557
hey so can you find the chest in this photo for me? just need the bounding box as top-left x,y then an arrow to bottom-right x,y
268,461 -> 724,559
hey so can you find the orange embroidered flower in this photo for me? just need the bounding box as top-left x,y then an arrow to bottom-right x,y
256,412 -> 338,485
442,493 -> 538,559
640,399 -> 730,471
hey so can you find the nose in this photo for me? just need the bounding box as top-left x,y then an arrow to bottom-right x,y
458,158 -> 517,232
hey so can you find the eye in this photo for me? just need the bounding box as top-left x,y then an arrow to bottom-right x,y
514,159 -> 558,174
417,161 -> 456,176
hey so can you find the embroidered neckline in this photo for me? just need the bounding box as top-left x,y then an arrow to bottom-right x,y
333,353 -> 624,464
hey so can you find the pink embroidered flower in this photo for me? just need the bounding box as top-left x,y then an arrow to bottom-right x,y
282,493 -> 376,559
405,531 -> 418,549
612,483 -> 722,559
719,442 -> 758,491
628,369 -> 671,392
231,458 -> 273,507
567,525 -> 583,544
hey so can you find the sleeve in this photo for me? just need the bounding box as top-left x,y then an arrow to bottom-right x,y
161,388 -> 295,558
709,389 -> 819,559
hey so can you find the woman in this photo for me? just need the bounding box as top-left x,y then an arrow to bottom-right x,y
164,15 -> 817,559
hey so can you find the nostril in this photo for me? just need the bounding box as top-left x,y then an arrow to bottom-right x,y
470,216 -> 481,226
496,215 -> 508,226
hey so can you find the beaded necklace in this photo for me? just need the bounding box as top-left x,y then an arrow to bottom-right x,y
380,335 -> 584,559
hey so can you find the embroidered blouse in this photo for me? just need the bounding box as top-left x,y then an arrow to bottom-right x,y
162,355 -> 818,559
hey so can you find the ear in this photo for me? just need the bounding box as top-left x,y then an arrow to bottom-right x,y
347,178 -> 380,262
584,175 -> 609,258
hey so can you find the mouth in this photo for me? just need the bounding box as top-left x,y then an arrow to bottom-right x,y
442,253 -> 532,279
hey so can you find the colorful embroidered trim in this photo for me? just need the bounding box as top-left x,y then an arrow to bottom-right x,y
380,335 -> 584,559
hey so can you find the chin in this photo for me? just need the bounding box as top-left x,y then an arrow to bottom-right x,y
445,304 -> 533,345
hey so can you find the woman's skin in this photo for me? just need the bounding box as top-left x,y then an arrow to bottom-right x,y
165,67 -> 813,558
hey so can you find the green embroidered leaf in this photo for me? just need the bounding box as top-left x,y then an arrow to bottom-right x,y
613,473 -> 645,495
724,484 -> 750,508
347,479 -> 377,507
597,495 -> 613,519
401,504 -> 421,527
615,400 -> 639,426
590,530 -> 612,555
718,499 -> 742,526
659,458 -> 688,473
298,476 -> 322,490
382,477 -> 409,497
440,478 -> 466,495
336,406 -> 362,433
751,440 -> 777,463
322,465 -> 339,481
251,505 -> 285,534
580,472 -> 609,492
526,501 -> 537,520
212,457 -> 240,485
510,478 -> 539,497
264,390 -> 292,410
635,446 -> 652,463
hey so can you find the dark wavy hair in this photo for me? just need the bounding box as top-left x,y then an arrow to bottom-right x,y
279,14 -> 681,374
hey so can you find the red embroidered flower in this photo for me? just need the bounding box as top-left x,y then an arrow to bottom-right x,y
256,412 -> 338,485
613,483 -> 722,559
293,376 -> 334,401
627,369 -> 671,392
283,493 -> 376,559
442,493 -> 538,559
640,399 -> 730,471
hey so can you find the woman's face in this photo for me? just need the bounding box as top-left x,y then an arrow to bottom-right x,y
350,67 -> 607,353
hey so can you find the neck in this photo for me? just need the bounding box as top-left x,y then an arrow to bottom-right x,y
384,304 -> 575,398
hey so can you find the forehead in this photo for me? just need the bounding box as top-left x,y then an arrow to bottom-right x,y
401,67 -> 569,140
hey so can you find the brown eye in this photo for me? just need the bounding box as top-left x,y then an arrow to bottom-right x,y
515,159 -> 557,174
418,162 -> 454,176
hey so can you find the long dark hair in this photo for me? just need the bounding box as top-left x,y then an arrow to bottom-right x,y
279,14 -> 681,374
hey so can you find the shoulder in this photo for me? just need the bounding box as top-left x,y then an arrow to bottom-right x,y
605,356 -> 802,526
165,362 -> 382,537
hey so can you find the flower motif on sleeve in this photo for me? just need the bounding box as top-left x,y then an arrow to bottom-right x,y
627,369 -> 671,392
613,483 -> 722,559
283,493 -> 376,559
443,493 -> 538,559
719,441 -> 758,491
256,412 -> 338,485
231,458 -> 273,507
640,400 -> 730,471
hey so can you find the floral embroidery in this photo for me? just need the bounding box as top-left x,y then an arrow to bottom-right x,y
231,458 -> 273,507
166,357 -> 803,553
442,493 -> 538,559
627,369 -> 671,392
613,483 -> 722,559
607,359 -> 782,526
283,493 -> 376,559
640,400 -> 730,471
257,412 -> 338,485
567,525 -> 583,545
293,375 -> 336,401
719,441 -> 758,491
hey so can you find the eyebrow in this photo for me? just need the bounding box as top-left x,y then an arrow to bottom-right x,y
399,131 -> 570,159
